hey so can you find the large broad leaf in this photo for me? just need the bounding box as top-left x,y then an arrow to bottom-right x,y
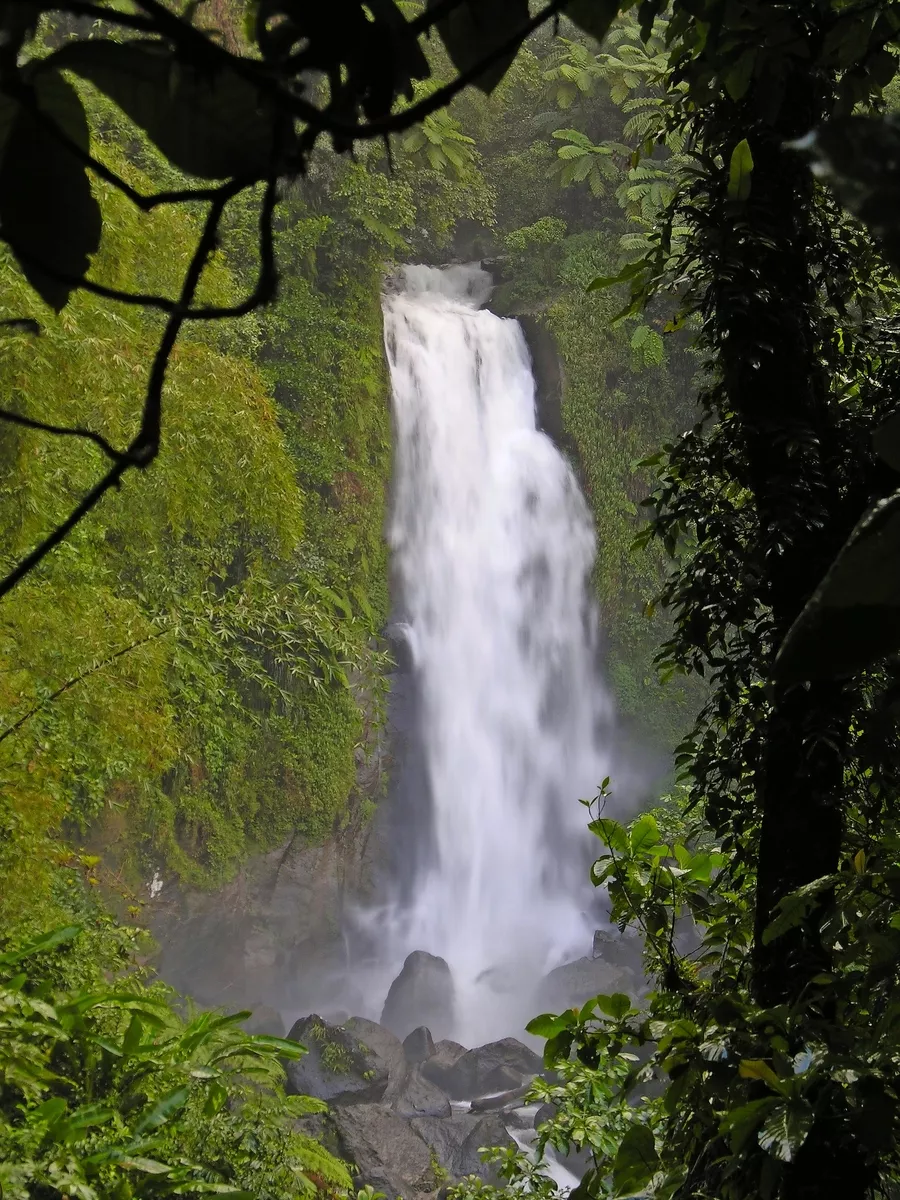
758,1101 -> 814,1162
773,488 -> 900,681
0,923 -> 81,966
790,116 -> 900,272
727,137 -> 754,201
430,0 -> 530,94
47,41 -> 281,180
0,72 -> 101,311
134,1086 -> 191,1135
612,1123 -> 659,1197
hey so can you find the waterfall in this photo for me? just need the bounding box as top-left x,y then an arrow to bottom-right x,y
378,264 -> 613,1046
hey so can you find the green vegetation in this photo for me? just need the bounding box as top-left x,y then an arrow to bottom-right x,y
0,921 -> 351,1200
9,2 -> 900,1200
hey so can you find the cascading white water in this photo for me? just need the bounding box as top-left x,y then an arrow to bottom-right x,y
380,264 -> 613,1046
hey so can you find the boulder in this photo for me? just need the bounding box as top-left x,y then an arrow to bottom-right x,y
403,1025 -> 436,1065
444,1038 -> 542,1099
454,1113 -> 516,1180
331,1103 -> 441,1200
420,1039 -> 468,1094
392,1065 -> 452,1119
409,1113 -> 514,1183
410,1114 -> 478,1177
381,951 -> 455,1041
284,1014 -> 388,1105
344,1016 -> 408,1103
535,956 -> 637,1014
481,1064 -> 523,1094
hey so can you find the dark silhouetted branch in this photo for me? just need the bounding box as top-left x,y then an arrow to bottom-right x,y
0,407 -> 125,461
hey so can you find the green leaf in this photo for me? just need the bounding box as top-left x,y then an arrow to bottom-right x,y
720,1098 -> 780,1153
762,875 -> 839,944
430,0 -> 530,94
588,817 -> 629,852
526,1011 -> 574,1038
134,1085 -> 191,1135
629,813 -> 659,855
120,1157 -> 173,1174
596,992 -> 633,1020
47,41 -> 283,179
727,138 -> 754,201
739,1059 -> 783,1090
612,1123 -> 659,1197
758,1101 -> 814,1162
0,923 -> 81,965
0,73 -> 100,312
773,488 -> 900,681
587,260 -> 645,292
543,1029 -> 574,1067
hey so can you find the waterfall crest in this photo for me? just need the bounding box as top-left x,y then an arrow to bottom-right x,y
379,264 -> 613,1045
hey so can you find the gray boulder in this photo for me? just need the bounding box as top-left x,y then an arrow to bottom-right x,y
410,1113 -> 514,1183
403,1025 -> 436,1065
344,1016 -> 408,1103
381,951 -> 455,1041
535,956 -> 636,1013
420,1038 -> 468,1094
284,1014 -> 388,1105
454,1113 -> 516,1180
444,1038 -> 542,1099
392,1065 -> 452,1119
331,1103 -> 442,1200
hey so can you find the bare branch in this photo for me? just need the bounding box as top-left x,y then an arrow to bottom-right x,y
0,184 -> 236,600
0,626 -> 171,745
0,407 -> 126,461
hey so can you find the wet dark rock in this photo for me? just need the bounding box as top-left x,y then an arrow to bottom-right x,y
403,1025 -> 436,1065
409,1112 -> 514,1183
535,956 -> 636,1013
420,1038 -> 467,1093
344,1016 -> 407,1103
481,1064 -> 523,1094
381,950 -> 455,1041
331,1104 -> 440,1200
454,1113 -> 516,1180
284,1014 -> 388,1105
392,1065 -> 452,1118
445,1038 -> 542,1099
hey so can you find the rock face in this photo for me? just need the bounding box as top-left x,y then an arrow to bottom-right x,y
535,956 -> 637,1013
344,1016 -> 408,1103
403,1025 -> 436,1065
381,951 -> 456,1041
392,1066 -> 452,1119
284,1015 -> 389,1105
284,1017 -> 549,1198
441,1038 -> 542,1099
420,1039 -> 467,1093
331,1104 -> 441,1200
